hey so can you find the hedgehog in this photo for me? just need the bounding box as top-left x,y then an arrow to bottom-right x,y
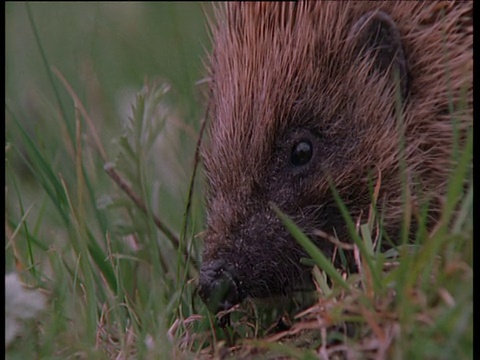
197,2 -> 472,315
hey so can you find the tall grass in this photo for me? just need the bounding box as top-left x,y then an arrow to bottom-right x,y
6,3 -> 210,358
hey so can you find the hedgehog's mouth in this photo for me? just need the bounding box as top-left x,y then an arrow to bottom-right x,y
198,260 -> 244,315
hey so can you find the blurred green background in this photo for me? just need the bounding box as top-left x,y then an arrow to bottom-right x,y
5,2 -> 211,247
6,2 -> 209,112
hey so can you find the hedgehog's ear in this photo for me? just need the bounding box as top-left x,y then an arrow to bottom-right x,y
348,10 -> 409,101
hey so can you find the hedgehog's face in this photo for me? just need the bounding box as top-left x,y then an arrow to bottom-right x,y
199,127 -> 350,313
199,5 -> 408,315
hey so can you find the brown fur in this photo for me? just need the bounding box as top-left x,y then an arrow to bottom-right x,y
199,2 -> 472,310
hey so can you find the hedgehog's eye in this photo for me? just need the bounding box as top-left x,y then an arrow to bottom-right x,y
291,140 -> 313,166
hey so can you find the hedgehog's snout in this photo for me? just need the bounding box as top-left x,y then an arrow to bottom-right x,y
198,259 -> 243,314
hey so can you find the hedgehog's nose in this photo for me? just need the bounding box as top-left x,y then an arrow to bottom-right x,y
198,260 -> 242,314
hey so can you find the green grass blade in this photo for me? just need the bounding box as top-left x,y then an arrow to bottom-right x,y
328,184 -> 382,290
25,2 -> 72,139
7,106 -> 71,225
272,205 -> 350,291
